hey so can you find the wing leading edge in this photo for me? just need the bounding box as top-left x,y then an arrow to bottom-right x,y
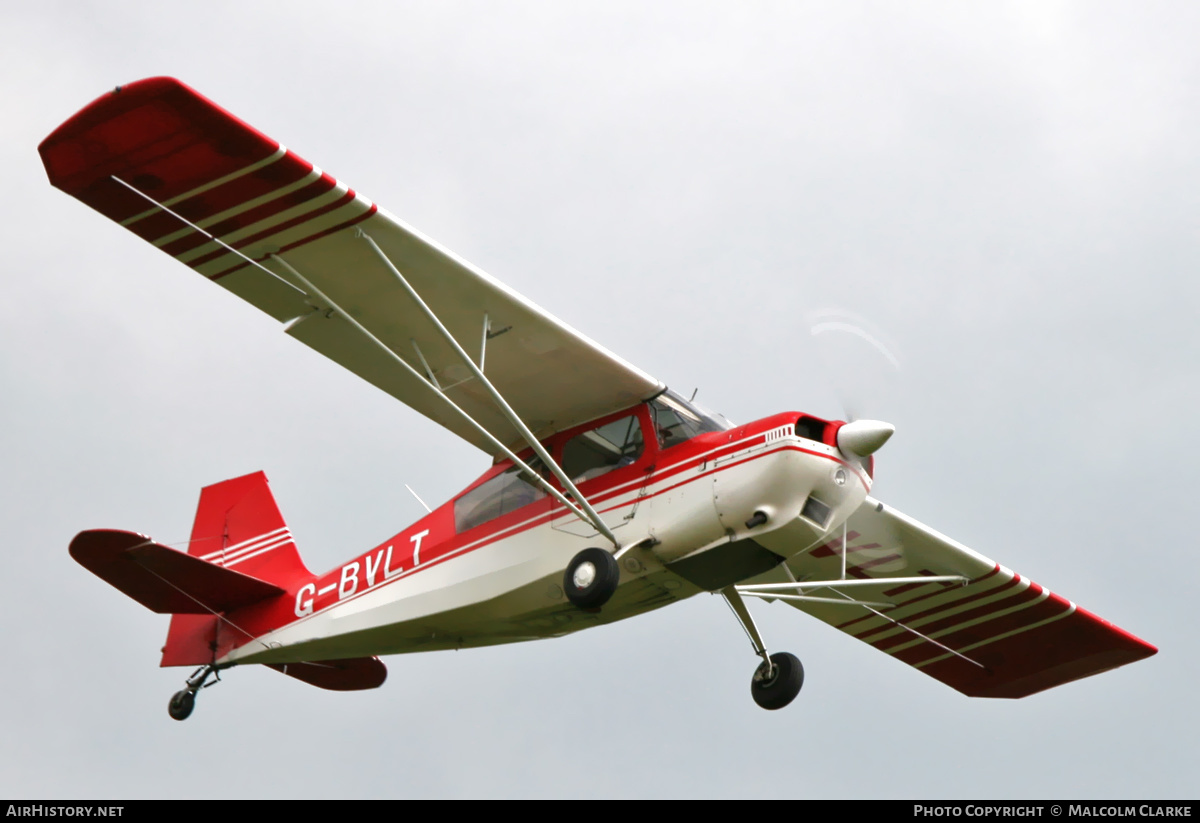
771,500 -> 1156,698
39,77 -> 663,454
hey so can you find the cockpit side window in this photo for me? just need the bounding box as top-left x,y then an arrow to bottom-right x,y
561,413 -> 644,484
649,390 -> 730,450
454,458 -> 547,533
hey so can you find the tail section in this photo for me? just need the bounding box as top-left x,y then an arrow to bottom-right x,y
184,471 -> 311,586
71,470 -> 389,712
162,471 -> 312,666
68,530 -> 286,614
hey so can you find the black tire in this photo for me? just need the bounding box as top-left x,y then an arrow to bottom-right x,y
563,548 -> 620,609
168,689 -> 195,721
750,652 -> 804,710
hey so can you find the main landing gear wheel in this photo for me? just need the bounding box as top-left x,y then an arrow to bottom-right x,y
751,652 -> 804,711
167,689 -> 195,721
564,547 -> 620,609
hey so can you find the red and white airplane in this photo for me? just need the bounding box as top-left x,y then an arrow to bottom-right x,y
41,78 -> 1156,721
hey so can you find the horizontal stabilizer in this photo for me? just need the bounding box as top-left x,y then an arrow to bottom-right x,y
266,657 -> 388,691
70,529 -> 285,614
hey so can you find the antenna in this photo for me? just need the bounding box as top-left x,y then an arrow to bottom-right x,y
404,484 -> 432,514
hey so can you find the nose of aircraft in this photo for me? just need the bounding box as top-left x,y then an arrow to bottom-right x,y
836,419 -> 895,457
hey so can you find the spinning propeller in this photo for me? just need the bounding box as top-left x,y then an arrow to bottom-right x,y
807,309 -> 905,574
808,308 -> 902,429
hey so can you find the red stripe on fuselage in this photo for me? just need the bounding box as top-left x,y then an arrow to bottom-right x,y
223,428 -> 841,650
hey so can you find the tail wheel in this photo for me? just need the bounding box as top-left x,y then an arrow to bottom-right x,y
751,652 -> 804,710
564,548 -> 620,609
167,689 -> 195,721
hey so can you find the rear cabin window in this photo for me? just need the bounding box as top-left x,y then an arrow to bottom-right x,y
562,414 -> 644,484
454,460 -> 547,533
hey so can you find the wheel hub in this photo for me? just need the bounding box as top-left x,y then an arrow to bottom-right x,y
573,561 -> 597,589
563,547 -> 620,609
753,660 -> 778,687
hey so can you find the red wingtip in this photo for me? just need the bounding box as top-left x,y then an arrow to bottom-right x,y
40,77 -> 189,186
39,76 -> 281,222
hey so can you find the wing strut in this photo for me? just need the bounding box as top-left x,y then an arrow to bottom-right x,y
266,254 -> 604,535
736,575 -> 968,595
108,175 -> 305,298
106,173 -> 621,549
735,575 -> 967,609
355,229 -> 621,549
733,576 -> 985,670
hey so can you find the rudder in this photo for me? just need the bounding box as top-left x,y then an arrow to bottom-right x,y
162,471 -> 312,666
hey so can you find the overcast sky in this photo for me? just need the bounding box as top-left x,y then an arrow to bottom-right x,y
2,1 -> 1196,799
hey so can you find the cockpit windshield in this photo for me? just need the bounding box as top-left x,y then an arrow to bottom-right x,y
648,389 -> 733,450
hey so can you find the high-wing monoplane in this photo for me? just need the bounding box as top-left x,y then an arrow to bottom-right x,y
40,78 -> 1156,720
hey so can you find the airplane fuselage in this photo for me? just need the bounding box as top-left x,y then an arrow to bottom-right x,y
221,406 -> 871,667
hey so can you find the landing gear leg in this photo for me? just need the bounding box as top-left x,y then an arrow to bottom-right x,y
167,664 -> 221,722
721,586 -> 804,711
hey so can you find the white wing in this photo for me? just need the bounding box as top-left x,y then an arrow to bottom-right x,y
770,499 -> 1156,697
40,76 -> 663,453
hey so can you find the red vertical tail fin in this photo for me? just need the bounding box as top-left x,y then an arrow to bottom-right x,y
161,471 -> 312,666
